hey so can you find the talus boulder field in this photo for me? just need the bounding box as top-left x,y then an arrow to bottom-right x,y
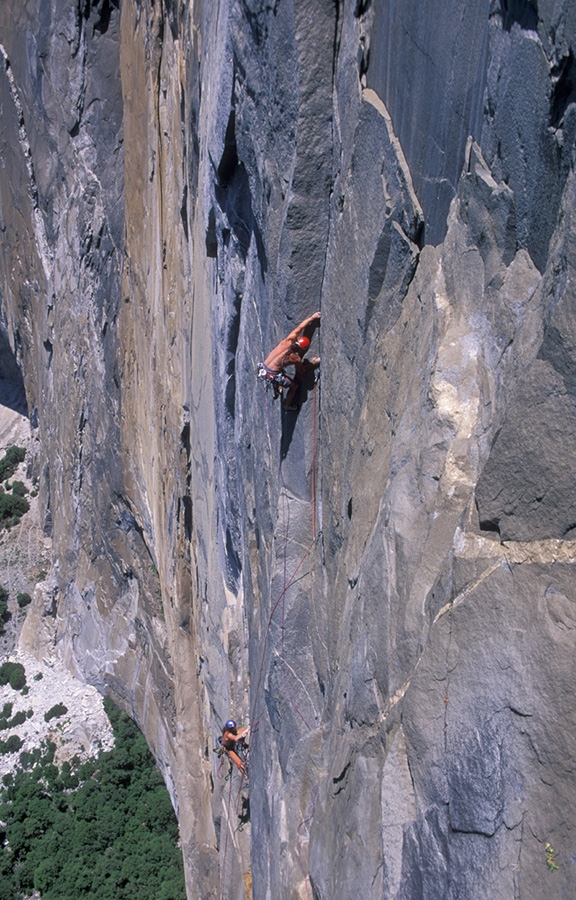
0,1 -> 575,898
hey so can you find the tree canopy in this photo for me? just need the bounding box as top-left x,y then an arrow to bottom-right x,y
0,697 -> 186,900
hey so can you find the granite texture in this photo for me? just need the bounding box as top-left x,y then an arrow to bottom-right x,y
0,1 -> 575,898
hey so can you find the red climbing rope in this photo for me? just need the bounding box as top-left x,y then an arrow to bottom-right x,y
311,381 -> 317,540
250,380 -> 319,730
249,535 -> 316,730
220,766 -> 235,899
219,371 -> 320,900
279,381 -> 318,728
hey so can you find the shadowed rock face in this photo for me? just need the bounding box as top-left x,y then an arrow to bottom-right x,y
1,1 -> 576,898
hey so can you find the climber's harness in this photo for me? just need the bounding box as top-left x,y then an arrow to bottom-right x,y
213,729 -> 251,781
257,361 -> 294,399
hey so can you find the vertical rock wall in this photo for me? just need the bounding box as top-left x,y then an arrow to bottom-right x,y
0,1 -> 575,898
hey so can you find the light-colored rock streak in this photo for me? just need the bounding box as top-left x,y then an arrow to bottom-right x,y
402,257 -> 486,625
455,530 -> 576,565
381,726 -> 416,900
0,43 -> 52,281
272,649 -> 319,727
362,87 -> 424,223
384,530 -> 576,712
433,558 -> 503,624
433,532 -> 576,623
430,259 -> 482,459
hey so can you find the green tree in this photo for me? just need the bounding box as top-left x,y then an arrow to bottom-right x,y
44,703 -> 68,722
0,703 -> 186,899
11,480 -> 27,497
0,661 -> 27,690
0,586 -> 8,631
0,735 -> 23,754
0,490 -> 29,527
0,446 -> 25,482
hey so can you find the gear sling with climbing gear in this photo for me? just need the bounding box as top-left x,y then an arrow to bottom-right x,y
257,361 -> 294,399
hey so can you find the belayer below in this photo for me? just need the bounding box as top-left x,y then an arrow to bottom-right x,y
257,311 -> 320,410
220,720 -> 250,778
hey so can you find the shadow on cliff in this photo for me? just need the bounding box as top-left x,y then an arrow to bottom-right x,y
0,380 -> 28,417
0,329 -> 28,416
237,794 -> 250,830
207,110 -> 267,281
280,361 -> 319,460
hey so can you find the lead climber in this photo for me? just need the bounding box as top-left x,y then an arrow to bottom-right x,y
221,720 -> 250,778
257,311 -> 321,410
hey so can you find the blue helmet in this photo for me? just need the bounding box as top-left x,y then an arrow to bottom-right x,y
225,720 -> 237,730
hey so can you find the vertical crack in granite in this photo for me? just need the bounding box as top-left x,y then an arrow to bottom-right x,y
1,1 -> 576,898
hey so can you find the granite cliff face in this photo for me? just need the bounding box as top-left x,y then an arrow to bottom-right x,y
1,1 -> 576,898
